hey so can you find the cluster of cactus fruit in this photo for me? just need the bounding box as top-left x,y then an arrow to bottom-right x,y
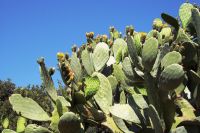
2,2 -> 200,133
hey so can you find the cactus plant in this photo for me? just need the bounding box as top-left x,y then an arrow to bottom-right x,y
3,2 -> 200,133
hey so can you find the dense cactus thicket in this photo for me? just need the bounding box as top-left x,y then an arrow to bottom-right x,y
2,2 -> 200,133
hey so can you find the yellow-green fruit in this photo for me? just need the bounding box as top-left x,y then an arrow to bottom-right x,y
58,112 -> 81,133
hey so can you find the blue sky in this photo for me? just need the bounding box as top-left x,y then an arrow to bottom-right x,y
0,0 -> 199,87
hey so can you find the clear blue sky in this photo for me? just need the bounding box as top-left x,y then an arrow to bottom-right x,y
0,0 -> 199,87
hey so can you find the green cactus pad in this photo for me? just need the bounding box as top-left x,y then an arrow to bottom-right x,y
180,41 -> 196,65
84,76 -> 100,99
2,117 -> 9,129
2,129 -> 16,133
115,46 -> 123,64
127,35 -> 143,70
179,3 -> 194,29
113,38 -> 127,58
81,49 -> 95,75
148,104 -> 164,133
107,75 -> 118,94
146,30 -> 162,44
122,57 -> 134,78
133,33 -> 143,55
175,28 -> 191,43
9,94 -> 50,121
70,52 -> 83,82
57,96 -> 71,107
92,42 -> 110,71
109,104 -> 140,124
159,64 -> 185,91
142,37 -> 158,72
58,112 -> 81,133
192,8 -> 200,44
56,99 -> 63,117
161,13 -> 179,31
93,72 -> 112,114
161,51 -> 182,69
24,124 -> 52,133
160,27 -> 172,42
16,116 -> 26,133
37,58 -> 58,102
112,116 -> 134,133
131,94 -> 148,109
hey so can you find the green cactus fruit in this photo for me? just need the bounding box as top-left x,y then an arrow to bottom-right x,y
153,18 -> 163,31
24,124 -> 52,133
16,116 -> 26,133
159,64 -> 185,91
161,51 -> 182,69
179,3 -> 194,29
74,91 -> 87,104
92,42 -> 109,71
58,112 -> 81,133
142,37 -> 159,72
9,94 -> 50,121
84,76 -> 100,100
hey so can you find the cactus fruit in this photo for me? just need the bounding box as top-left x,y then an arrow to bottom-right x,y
58,112 -> 81,133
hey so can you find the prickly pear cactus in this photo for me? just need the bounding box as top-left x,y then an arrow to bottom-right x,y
4,2 -> 200,133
